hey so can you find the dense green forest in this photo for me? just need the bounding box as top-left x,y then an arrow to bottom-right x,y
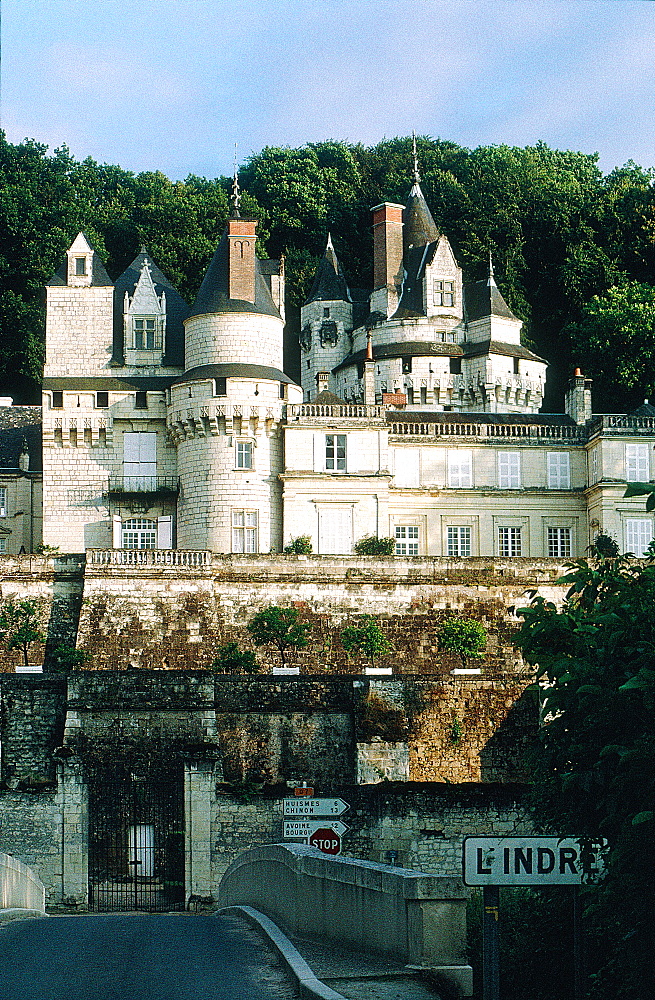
1,132 -> 654,409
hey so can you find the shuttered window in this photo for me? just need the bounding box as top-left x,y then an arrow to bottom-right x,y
547,452 -> 570,488
624,519 -> 653,556
498,452 -> 520,488
448,450 -> 472,488
123,432 -> 156,489
318,506 -> 352,554
625,444 -> 649,483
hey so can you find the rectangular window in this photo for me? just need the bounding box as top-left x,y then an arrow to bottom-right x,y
547,452 -> 570,489
135,391 -> 148,409
232,510 -> 258,553
134,318 -> 156,350
434,280 -> 455,306
214,378 -> 227,396
548,527 -> 571,557
420,387 -> 427,405
513,357 -> 520,375
447,525 -> 471,557
0,488 -> 6,517
402,358 -> 412,374
96,391 -> 109,409
498,451 -> 521,488
326,434 -> 346,471
499,526 -> 522,556
0,537 -> 6,553
235,440 -> 253,469
449,357 -> 462,375
279,382 -> 286,399
590,447 -> 599,484
448,450 -> 472,488
75,257 -> 86,276
123,431 -> 157,489
51,391 -> 63,409
395,524 -> 419,555
625,518 -> 653,556
406,387 -> 414,405
625,443 -> 649,483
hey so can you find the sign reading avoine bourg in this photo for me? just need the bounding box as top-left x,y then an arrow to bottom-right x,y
463,836 -> 606,886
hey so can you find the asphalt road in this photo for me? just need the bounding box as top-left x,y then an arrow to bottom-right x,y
0,913 -> 298,999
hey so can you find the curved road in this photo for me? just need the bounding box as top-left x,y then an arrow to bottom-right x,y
0,913 -> 298,999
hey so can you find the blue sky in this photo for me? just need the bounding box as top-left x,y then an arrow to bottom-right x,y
3,0 -> 655,180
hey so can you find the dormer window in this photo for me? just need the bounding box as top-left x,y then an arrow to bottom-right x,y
434,280 -> 455,307
123,257 -> 166,363
75,257 -> 87,276
134,318 -> 156,350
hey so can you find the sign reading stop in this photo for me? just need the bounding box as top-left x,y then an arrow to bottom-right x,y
309,827 -> 341,855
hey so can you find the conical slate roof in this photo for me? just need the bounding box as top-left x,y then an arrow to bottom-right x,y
464,264 -> 517,322
403,180 -> 440,253
304,235 -> 351,305
189,230 -> 280,319
113,249 -> 189,366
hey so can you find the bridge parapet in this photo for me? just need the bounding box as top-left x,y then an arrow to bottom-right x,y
0,853 -> 46,913
219,843 -> 472,996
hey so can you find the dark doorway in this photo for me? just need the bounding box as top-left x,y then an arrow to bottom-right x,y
88,764 -> 185,911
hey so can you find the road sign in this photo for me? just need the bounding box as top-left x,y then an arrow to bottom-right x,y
283,820 -> 349,839
309,827 -> 341,855
283,797 -> 349,817
463,836 -> 606,886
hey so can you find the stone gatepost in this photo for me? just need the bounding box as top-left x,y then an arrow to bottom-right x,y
56,759 -> 88,906
184,760 -> 215,900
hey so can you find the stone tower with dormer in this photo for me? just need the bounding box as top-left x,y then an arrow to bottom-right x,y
299,236 -> 353,401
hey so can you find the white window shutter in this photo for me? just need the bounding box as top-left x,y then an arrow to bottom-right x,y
112,515 -> 122,549
394,449 -> 420,487
157,516 -> 172,549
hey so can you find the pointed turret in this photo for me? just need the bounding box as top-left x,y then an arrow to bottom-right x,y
300,235 -> 354,401
304,234 -> 351,306
403,179 -> 440,254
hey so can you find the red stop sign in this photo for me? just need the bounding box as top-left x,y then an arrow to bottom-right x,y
309,827 -> 341,855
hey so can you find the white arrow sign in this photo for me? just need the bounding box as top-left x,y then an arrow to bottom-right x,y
284,820 -> 349,839
283,798 -> 349,817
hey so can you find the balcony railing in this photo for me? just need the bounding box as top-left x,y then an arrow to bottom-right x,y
107,476 -> 180,497
288,404 -> 384,421
87,548 -> 211,567
388,421 -> 587,441
592,415 -> 655,435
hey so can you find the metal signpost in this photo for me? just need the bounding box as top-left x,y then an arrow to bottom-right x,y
463,837 -> 606,1000
283,797 -> 350,855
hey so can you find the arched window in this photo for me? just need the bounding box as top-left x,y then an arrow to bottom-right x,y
122,518 -> 157,549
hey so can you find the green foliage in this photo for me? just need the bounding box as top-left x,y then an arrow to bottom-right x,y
210,642 -> 258,674
0,599 -> 45,667
516,555 -> 655,998
341,615 -> 392,668
353,535 -> 396,556
589,532 -> 620,557
283,535 -> 313,554
246,605 -> 310,669
437,617 -> 487,667
623,480 -> 655,512
450,716 -> 463,744
50,644 -> 91,673
35,543 -> 60,556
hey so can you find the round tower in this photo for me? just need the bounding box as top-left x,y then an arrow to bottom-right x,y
300,235 -> 353,401
169,208 -> 302,553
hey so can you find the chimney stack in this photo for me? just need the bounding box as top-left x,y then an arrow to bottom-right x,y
565,367 -> 593,425
227,218 -> 257,302
370,202 -> 404,317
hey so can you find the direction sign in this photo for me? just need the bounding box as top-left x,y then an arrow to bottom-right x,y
309,827 -> 341,855
283,820 -> 349,840
283,797 -> 349,817
463,836 -> 606,886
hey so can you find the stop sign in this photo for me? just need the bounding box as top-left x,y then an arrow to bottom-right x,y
309,827 -> 341,855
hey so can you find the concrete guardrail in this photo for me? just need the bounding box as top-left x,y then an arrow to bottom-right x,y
0,853 -> 46,914
219,843 -> 472,996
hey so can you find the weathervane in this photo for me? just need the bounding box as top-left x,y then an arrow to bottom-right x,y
231,142 -> 241,218
412,130 -> 420,182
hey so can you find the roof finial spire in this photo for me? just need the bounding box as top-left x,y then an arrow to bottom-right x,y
488,251 -> 496,286
231,142 -> 241,219
412,131 -> 420,183
326,231 -> 334,250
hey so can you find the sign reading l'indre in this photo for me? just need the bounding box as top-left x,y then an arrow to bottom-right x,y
463,836 -> 606,886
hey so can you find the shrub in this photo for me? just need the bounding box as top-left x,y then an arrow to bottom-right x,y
437,617 -> 487,668
211,642 -> 258,674
341,615 -> 393,668
247,605 -> 310,669
50,644 -> 92,673
283,535 -> 313,554
589,532 -> 620,558
354,535 -> 396,556
0,599 -> 45,668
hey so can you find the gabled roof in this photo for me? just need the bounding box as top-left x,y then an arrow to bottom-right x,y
464,276 -> 517,322
393,241 -> 438,317
304,236 -> 351,305
403,180 -> 440,253
629,401 -> 655,417
0,406 -> 42,472
189,230 -> 281,320
113,250 -> 189,367
46,233 -> 112,287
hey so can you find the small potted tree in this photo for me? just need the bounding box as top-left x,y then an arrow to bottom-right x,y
247,605 -> 310,674
0,600 -> 46,672
341,615 -> 393,675
437,616 -> 487,674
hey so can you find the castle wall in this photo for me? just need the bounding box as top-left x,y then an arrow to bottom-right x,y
184,312 -> 283,370
44,287 -> 114,377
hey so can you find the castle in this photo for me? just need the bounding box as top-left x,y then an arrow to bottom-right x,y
0,167 -> 653,560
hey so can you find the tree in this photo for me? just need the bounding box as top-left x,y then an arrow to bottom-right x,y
0,599 -> 45,668
341,615 -> 392,670
516,555 -> 655,998
283,535 -> 313,554
437,617 -> 487,668
211,642 -> 258,674
246,606 -> 310,669
353,535 -> 396,556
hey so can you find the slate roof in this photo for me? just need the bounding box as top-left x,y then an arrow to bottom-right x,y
629,401 -> 655,417
403,181 -> 440,252
394,241 -> 438,317
462,340 -> 546,363
173,364 -> 298,386
43,376 -> 176,391
304,238 -> 351,305
333,340 -> 462,374
313,390 -> 345,404
464,277 -> 517,322
112,250 -> 189,367
46,246 -> 112,287
387,410 -> 576,426
189,230 -> 281,319
0,406 -> 42,471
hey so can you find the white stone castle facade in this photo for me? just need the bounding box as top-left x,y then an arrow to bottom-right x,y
0,172 -> 653,560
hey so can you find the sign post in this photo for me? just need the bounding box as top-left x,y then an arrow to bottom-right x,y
482,885 -> 500,1000
283,797 -> 350,855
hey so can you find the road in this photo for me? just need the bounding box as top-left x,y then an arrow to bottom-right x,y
0,913 -> 298,999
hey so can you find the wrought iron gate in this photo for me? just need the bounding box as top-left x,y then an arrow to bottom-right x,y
88,766 -> 185,911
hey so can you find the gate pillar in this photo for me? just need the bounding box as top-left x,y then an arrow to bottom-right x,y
57,759 -> 89,906
184,760 -> 214,900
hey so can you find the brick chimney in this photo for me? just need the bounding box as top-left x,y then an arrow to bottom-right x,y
370,202 -> 404,317
227,218 -> 257,302
565,368 -> 593,425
